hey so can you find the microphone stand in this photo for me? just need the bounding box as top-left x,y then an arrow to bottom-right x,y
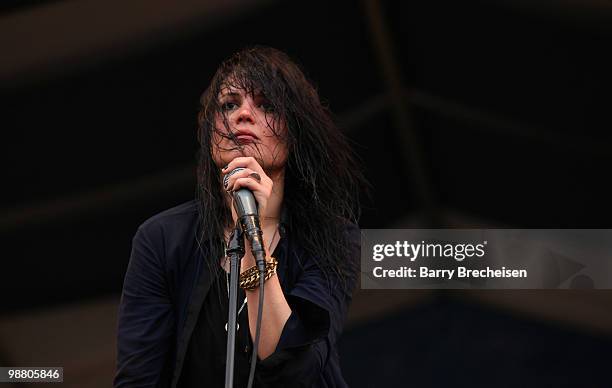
224,223 -> 244,388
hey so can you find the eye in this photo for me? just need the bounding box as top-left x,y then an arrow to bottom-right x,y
259,102 -> 275,113
220,102 -> 238,111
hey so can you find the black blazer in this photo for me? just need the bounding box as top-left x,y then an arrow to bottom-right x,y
114,200 -> 360,387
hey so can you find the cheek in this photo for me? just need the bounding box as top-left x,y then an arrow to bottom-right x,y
214,116 -> 225,133
211,116 -> 232,144
267,119 -> 289,141
270,139 -> 289,161
209,122 -> 229,158
263,122 -> 288,150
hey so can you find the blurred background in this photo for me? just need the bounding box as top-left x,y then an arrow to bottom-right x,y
1,0 -> 611,387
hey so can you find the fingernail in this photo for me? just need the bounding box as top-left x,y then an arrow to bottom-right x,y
222,165 -> 228,171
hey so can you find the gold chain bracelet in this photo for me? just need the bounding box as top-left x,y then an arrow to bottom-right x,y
239,257 -> 278,291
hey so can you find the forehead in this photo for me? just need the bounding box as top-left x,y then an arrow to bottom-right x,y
218,73 -> 266,98
217,85 -> 265,99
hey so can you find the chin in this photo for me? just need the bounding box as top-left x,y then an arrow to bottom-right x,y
213,145 -> 287,171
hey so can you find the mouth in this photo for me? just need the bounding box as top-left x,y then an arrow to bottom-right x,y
233,130 -> 258,144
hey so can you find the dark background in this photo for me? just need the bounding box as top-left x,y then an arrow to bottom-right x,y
1,1 -> 611,387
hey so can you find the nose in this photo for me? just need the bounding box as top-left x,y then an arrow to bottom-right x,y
235,103 -> 255,125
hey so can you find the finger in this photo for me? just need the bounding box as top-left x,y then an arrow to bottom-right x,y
230,176 -> 267,194
223,167 -> 246,190
223,167 -> 256,190
222,156 -> 264,175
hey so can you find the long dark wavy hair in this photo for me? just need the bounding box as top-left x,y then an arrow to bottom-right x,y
195,46 -> 365,291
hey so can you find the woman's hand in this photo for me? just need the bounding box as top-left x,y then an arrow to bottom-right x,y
222,156 -> 275,224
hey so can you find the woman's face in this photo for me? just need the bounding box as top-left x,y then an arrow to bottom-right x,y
211,85 -> 288,174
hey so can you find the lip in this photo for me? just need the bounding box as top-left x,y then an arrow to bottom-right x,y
233,129 -> 259,143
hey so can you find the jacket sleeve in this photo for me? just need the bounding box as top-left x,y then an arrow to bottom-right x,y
114,223 -> 175,388
255,223 -> 360,387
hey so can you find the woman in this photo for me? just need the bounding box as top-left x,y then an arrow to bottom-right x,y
114,46 -> 364,387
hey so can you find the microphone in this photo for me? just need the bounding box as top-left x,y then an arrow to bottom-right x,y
223,168 -> 266,270
223,167 -> 267,388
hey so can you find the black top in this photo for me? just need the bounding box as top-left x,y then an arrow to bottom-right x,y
178,267 -> 254,387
